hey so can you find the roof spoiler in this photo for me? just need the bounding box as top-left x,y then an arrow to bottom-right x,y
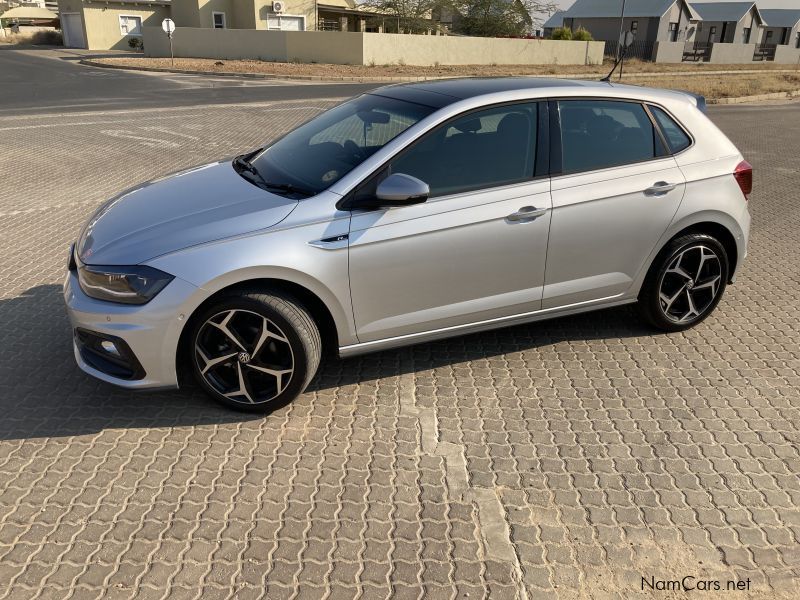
680,91 -> 707,113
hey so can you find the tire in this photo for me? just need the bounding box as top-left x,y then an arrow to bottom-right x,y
638,233 -> 729,332
189,290 -> 321,413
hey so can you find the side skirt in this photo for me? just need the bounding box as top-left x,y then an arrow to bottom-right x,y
338,296 -> 637,358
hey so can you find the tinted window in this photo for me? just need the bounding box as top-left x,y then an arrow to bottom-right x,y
252,95 -> 434,195
650,106 -> 691,153
558,100 -> 664,174
388,103 -> 538,198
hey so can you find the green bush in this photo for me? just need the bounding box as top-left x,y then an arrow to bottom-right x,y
127,36 -> 143,50
550,27 -> 572,40
572,27 -> 594,41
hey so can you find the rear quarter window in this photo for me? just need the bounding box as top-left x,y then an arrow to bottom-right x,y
650,106 -> 692,153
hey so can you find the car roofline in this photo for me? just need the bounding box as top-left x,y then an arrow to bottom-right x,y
369,77 -> 702,111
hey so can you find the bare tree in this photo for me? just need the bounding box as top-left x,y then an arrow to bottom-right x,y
448,0 -> 558,37
359,0 -> 443,34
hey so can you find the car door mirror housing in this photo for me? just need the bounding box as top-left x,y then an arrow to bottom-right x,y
374,173 -> 429,207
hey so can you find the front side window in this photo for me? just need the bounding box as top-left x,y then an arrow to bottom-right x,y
119,16 -> 142,36
213,12 -> 226,29
386,103 -> 538,198
251,95 -> 434,195
649,106 -> 691,153
558,100 -> 664,174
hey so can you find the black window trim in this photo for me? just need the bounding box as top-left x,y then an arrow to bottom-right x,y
549,96 -> 693,179
644,102 -> 695,156
338,98 -> 549,211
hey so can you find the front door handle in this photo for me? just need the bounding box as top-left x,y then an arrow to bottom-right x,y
644,181 -> 677,196
508,206 -> 548,222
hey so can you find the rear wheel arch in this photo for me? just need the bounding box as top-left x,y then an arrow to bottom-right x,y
649,221 -> 739,286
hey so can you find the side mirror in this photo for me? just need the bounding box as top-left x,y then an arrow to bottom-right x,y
374,173 -> 429,207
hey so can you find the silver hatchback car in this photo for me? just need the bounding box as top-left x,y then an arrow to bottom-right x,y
65,78 -> 752,411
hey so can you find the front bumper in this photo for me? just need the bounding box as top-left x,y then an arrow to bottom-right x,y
64,269 -> 199,390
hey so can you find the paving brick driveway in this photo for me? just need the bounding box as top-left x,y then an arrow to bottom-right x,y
0,96 -> 798,600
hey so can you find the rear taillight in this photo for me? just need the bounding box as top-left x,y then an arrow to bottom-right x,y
734,160 -> 753,200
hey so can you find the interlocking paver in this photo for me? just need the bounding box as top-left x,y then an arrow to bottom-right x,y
0,88 -> 799,599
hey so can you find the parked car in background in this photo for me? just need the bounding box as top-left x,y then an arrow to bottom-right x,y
64,78 -> 752,411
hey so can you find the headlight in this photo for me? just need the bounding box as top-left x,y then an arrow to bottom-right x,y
77,264 -> 174,305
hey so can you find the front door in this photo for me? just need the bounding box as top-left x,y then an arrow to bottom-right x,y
348,102 -> 551,342
543,99 -> 686,309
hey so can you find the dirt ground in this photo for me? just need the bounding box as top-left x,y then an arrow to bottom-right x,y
88,56 -> 800,99
89,56 -> 793,78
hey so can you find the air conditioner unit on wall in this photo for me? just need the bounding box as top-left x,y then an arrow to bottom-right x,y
272,1 -> 285,13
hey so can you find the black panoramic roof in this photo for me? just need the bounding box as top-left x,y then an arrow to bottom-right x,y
370,77 -> 593,108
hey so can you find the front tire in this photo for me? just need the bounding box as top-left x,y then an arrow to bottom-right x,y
638,233 -> 729,332
189,290 -> 321,412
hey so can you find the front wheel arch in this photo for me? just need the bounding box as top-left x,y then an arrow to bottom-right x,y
176,278 -> 338,387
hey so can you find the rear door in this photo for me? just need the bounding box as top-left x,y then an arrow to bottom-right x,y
543,98 -> 686,309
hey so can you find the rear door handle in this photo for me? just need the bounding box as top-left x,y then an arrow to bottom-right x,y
508,206 -> 548,222
644,181 -> 677,196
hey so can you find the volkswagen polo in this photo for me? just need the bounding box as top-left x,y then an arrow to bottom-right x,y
65,78 -> 752,411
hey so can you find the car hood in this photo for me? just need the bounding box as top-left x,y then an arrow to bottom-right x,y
77,161 -> 298,265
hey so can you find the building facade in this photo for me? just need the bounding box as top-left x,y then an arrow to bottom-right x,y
691,2 -> 764,45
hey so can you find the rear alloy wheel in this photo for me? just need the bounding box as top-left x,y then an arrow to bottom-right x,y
639,234 -> 729,332
190,291 -> 321,412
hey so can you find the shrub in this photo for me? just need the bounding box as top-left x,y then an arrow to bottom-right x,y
550,27 -> 572,40
572,27 -> 593,41
127,36 -> 143,50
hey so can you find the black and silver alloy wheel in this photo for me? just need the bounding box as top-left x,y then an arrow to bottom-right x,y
195,309 -> 295,405
189,291 -> 321,412
639,233 -> 729,332
658,245 -> 722,324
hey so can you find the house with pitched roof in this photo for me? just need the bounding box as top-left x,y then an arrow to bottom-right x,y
690,2 -> 765,44
761,8 -> 800,48
555,0 -> 700,44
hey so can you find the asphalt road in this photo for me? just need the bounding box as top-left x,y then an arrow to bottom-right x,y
0,47 -> 380,114
1,49 -> 799,599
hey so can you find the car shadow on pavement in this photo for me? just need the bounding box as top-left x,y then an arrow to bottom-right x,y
0,284 -> 652,441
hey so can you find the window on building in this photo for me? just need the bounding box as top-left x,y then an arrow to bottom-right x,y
742,27 -> 751,43
668,22 -> 679,42
558,100 -> 665,174
212,12 -> 226,29
118,15 -> 142,36
630,20 -> 638,37
796,32 -> 800,48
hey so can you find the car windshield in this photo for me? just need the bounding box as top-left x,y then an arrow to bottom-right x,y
250,94 -> 435,196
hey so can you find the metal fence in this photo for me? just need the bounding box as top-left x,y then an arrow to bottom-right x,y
682,41 -> 712,62
753,43 -> 777,61
603,39 -> 655,61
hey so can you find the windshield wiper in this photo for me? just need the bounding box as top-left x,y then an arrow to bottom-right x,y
259,181 -> 315,198
233,154 -> 314,197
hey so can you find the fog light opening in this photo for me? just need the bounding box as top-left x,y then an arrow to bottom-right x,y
100,340 -> 121,358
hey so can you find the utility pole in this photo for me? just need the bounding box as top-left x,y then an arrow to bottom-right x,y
616,0 -> 627,60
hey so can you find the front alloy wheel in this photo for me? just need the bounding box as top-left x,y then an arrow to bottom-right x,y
189,291 -> 321,412
639,233 -> 729,331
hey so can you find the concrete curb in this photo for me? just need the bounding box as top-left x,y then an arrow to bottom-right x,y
78,58 -> 800,85
708,89 -> 800,104
78,59 -> 442,82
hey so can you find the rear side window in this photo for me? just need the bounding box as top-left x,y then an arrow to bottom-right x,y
558,100 -> 665,174
388,102 -> 538,198
649,106 -> 692,153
